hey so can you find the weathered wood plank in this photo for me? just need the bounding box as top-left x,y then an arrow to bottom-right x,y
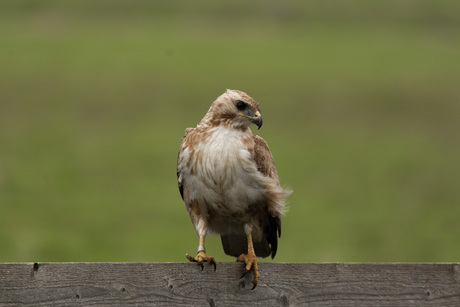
0,262 -> 459,306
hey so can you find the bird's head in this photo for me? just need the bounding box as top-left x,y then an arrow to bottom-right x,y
205,89 -> 263,130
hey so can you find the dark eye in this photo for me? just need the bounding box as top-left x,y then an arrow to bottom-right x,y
236,100 -> 248,111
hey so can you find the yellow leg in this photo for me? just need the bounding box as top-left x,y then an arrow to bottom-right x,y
237,233 -> 259,289
186,234 -> 216,271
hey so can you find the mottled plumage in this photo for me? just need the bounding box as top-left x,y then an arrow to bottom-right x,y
176,89 -> 290,287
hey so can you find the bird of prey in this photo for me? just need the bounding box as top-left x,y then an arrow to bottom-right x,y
176,89 -> 290,288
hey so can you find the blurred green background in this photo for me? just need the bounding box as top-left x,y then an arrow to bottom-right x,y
1,0 -> 459,263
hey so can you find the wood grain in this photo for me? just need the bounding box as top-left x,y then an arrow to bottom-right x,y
1,262 -> 459,306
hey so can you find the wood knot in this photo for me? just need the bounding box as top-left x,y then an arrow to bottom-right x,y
278,294 -> 290,306
207,297 -> 216,307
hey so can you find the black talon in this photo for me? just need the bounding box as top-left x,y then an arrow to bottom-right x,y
240,269 -> 250,279
199,262 -> 204,270
251,282 -> 257,290
211,260 -> 217,271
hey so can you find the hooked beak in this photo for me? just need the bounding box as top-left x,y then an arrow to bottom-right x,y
252,111 -> 263,130
239,110 -> 263,129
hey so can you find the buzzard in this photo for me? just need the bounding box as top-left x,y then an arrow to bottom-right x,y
176,89 -> 290,288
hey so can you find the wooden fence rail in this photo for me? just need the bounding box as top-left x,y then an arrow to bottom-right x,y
1,262 -> 459,306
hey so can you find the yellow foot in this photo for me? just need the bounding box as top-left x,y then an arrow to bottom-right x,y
186,251 -> 216,271
237,253 -> 259,289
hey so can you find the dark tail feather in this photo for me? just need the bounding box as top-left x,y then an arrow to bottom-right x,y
221,213 -> 281,259
221,234 -> 271,258
221,234 -> 247,258
265,214 -> 281,259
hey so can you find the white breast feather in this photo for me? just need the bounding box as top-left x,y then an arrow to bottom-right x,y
181,126 -> 268,215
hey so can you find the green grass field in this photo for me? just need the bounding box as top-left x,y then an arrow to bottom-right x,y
1,1 -> 460,263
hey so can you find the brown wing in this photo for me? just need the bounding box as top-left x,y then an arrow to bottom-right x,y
253,135 -> 282,258
253,135 -> 280,184
177,128 -> 195,201
221,134 -> 282,259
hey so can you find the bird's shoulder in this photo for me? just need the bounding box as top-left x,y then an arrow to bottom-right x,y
181,127 -> 196,142
179,127 -> 202,150
252,134 -> 280,182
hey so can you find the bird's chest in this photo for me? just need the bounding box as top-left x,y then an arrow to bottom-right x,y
194,129 -> 252,187
182,128 -> 263,212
